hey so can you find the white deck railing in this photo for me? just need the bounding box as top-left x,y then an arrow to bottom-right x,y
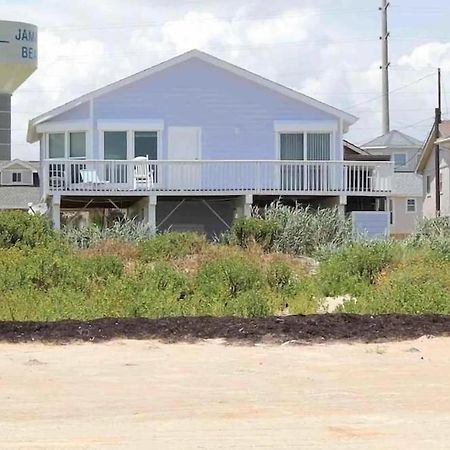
42,159 -> 393,196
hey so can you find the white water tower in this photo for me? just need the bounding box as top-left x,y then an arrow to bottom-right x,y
0,20 -> 38,160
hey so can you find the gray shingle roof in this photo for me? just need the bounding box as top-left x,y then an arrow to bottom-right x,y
362,130 -> 422,149
0,187 -> 41,210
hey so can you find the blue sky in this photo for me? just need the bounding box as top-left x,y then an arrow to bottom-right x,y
2,0 -> 450,159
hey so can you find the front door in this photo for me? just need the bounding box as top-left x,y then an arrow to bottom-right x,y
168,127 -> 201,190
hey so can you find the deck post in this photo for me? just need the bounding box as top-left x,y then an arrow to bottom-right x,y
50,194 -> 61,230
235,194 -> 253,219
127,195 -> 157,234
147,195 -> 157,235
338,195 -> 347,217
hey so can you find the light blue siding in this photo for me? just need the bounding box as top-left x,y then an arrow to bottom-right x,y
43,57 -> 342,161
352,212 -> 390,238
51,102 -> 90,122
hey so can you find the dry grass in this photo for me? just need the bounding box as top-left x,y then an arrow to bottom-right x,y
171,243 -> 317,277
80,240 -> 139,261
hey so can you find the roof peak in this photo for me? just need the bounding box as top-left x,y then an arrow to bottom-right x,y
28,49 -> 357,142
361,129 -> 422,149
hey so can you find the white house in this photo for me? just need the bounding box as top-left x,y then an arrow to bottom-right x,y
362,130 -> 423,236
0,159 -> 40,210
416,120 -> 450,218
27,50 -> 394,237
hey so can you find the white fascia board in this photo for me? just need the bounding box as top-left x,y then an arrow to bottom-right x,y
274,120 -> 338,132
362,145 -> 388,150
97,119 -> 164,131
36,120 -> 91,133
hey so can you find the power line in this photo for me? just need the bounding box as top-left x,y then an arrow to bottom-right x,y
345,73 -> 436,110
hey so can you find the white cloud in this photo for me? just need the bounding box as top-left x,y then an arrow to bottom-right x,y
398,42 -> 450,70
244,9 -> 316,45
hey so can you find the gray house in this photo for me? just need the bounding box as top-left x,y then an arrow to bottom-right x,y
362,130 -> 423,236
0,159 -> 40,210
27,50 -> 393,236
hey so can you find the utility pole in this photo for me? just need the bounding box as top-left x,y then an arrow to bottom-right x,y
380,0 -> 390,135
434,68 -> 442,216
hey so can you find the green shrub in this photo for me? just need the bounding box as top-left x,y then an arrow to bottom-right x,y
0,243 -> 124,292
226,217 -> 280,250
342,258 -> 450,314
222,290 -> 274,317
0,211 -> 53,248
138,232 -> 206,262
318,241 -> 398,296
195,255 -> 264,299
266,261 -> 296,293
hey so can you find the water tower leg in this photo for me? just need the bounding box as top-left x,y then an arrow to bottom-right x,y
0,94 -> 11,160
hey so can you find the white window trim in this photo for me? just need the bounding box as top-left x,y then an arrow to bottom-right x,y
274,120 -> 338,132
45,131 -> 89,160
97,119 -> 164,131
406,198 -> 417,214
275,130 -> 334,161
99,121 -> 164,160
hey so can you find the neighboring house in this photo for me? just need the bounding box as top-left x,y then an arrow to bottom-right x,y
27,50 -> 394,237
416,120 -> 450,218
362,130 -> 423,236
0,159 -> 41,210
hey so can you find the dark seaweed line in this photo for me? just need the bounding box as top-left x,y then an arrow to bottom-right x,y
0,314 -> 449,344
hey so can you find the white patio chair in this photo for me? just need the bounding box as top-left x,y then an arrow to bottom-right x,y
80,169 -> 103,183
133,156 -> 154,190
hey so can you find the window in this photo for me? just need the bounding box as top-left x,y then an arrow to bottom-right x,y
307,133 -> 331,160
279,132 -> 331,160
280,133 -> 304,160
104,131 -> 127,159
48,131 -> 87,159
134,131 -> 158,159
407,199 -> 416,213
393,153 -> 407,169
48,133 -> 65,158
426,175 -> 431,195
69,132 -> 86,159
12,172 -> 22,183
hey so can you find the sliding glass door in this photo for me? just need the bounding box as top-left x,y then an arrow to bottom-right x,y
280,132 -> 331,191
